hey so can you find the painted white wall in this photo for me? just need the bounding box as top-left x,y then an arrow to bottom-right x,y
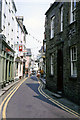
2,0 -> 17,50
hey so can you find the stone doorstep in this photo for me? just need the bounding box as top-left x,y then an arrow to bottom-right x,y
51,92 -> 62,98
45,89 -> 62,98
40,78 -> 62,98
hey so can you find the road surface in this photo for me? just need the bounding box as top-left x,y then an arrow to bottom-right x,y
0,76 -> 79,119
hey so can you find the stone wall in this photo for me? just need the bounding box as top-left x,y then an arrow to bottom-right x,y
45,2 -> 80,104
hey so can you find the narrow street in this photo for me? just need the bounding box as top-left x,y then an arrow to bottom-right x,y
0,76 -> 79,119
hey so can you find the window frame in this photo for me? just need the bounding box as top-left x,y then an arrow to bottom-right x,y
60,6 -> 63,32
50,54 -> 54,75
70,0 -> 76,23
51,16 -> 55,39
70,46 -> 77,77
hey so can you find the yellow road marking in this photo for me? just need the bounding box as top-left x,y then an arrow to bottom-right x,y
1,78 -> 27,119
38,82 -> 80,118
0,81 -> 21,112
40,83 -> 80,116
1,78 -> 80,119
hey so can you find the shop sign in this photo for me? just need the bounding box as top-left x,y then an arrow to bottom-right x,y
6,48 -> 10,52
2,43 -> 14,56
6,48 -> 14,56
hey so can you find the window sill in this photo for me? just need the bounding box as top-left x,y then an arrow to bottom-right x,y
69,76 -> 77,80
50,37 -> 54,41
69,20 -> 76,27
60,30 -> 63,33
49,74 -> 54,77
57,31 -> 63,36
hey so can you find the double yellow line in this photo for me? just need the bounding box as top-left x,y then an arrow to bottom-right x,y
38,82 -> 80,118
0,78 -> 27,119
0,78 -> 80,119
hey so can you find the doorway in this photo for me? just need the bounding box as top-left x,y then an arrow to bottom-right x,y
57,49 -> 63,91
5,60 -> 8,82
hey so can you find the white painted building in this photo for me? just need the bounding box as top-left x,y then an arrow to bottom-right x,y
14,16 -> 28,79
0,0 -> 17,88
1,0 -> 17,49
0,0 -> 28,88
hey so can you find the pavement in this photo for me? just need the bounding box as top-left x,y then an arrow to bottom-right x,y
40,77 -> 80,114
0,79 -> 21,97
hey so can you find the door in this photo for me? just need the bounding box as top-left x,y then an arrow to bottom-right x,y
5,60 -> 8,82
57,49 -> 63,91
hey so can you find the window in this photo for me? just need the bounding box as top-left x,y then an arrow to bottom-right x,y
8,41 -> 10,45
8,22 -> 10,26
3,25 -> 5,29
70,0 -> 76,23
9,9 -> 11,13
4,13 -> 6,18
50,54 -> 54,75
12,17 -> 14,21
11,44 -> 13,48
5,0 -> 7,4
70,46 -> 77,77
60,6 -> 63,32
51,16 -> 55,39
12,29 -> 13,32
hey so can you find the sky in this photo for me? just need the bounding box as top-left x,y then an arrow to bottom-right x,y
14,0 -> 55,57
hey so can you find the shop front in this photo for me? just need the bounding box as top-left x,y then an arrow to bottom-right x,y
0,35 -> 15,88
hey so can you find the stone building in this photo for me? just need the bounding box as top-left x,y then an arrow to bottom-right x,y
45,1 -> 80,104
0,0 -> 17,88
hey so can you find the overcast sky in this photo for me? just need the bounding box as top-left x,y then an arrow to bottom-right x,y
14,0 -> 55,57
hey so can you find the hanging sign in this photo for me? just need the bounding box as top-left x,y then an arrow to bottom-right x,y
19,45 -> 22,51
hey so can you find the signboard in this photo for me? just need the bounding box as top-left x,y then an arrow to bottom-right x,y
2,45 -> 14,56
19,45 -> 22,51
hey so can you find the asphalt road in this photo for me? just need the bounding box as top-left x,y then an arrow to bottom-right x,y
0,76 -> 79,119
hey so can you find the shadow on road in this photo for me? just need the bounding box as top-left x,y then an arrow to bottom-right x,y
30,76 -> 38,81
26,83 -> 62,110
